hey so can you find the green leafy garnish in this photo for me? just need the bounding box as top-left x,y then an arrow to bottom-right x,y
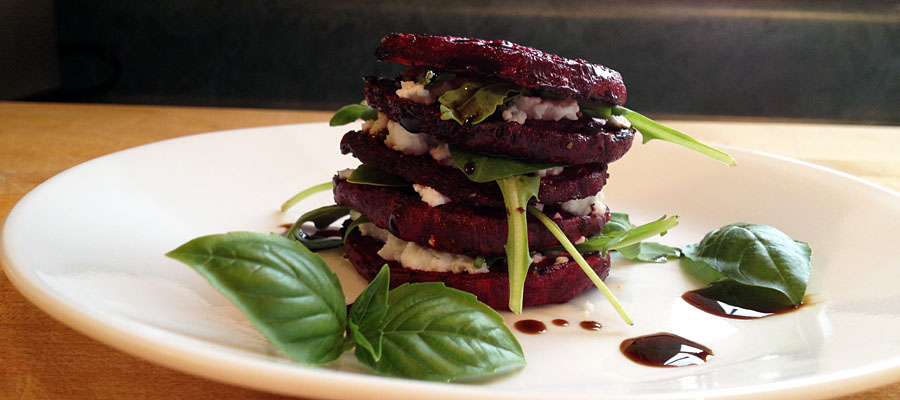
527,207 -> 633,325
330,103 -> 378,126
439,82 -> 518,125
573,215 -> 680,256
496,175 -> 541,314
612,106 -> 736,167
166,232 -> 348,365
347,164 -> 410,187
168,233 -> 525,381
600,213 -> 681,262
348,265 -> 390,361
356,282 -> 526,381
450,145 -> 563,183
343,214 -> 370,242
681,223 -> 811,309
281,181 -> 333,212
285,204 -> 350,250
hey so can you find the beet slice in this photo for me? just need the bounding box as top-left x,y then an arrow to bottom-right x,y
344,230 -> 610,309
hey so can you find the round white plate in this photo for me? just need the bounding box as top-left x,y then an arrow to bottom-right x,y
3,123 -> 900,400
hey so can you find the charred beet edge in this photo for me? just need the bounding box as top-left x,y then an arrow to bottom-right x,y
375,33 -> 628,105
333,178 -> 610,257
345,230 -> 611,309
340,130 -> 610,209
363,77 -> 635,165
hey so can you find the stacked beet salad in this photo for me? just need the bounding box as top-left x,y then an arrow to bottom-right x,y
327,33 -> 730,314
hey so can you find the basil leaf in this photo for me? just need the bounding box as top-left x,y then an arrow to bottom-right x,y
166,232 -> 347,365
356,282 -> 525,382
527,206 -> 633,325
612,106 -> 736,167
497,175 -> 540,314
681,223 -> 811,306
450,145 -> 563,183
330,103 -> 378,126
286,205 -> 350,250
439,82 -> 518,125
347,164 -> 410,187
349,265 -> 390,361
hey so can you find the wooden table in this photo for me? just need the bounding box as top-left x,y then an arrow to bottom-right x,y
2,101 -> 899,399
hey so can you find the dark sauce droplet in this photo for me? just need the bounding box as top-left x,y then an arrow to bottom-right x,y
514,319 -> 547,334
464,161 -> 477,175
579,320 -> 602,331
681,289 -> 801,320
551,319 -> 569,327
620,333 -> 713,367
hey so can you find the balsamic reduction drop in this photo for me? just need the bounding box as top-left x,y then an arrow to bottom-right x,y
551,319 -> 569,327
579,320 -> 602,331
681,289 -> 802,320
514,319 -> 547,334
620,333 -> 713,367
463,161 -> 477,175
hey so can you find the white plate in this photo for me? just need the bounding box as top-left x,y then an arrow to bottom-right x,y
3,123 -> 900,400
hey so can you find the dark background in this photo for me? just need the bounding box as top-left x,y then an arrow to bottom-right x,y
8,0 -> 900,124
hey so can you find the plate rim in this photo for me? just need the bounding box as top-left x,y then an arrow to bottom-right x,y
3,122 -> 900,400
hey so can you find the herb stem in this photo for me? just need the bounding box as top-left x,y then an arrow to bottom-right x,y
281,182 -> 333,212
527,206 -> 634,325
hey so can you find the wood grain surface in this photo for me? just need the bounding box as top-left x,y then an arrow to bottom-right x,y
1,101 -> 898,399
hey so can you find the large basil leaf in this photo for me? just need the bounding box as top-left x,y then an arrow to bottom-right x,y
330,103 -> 378,126
285,205 -> 350,250
166,232 -> 347,365
497,175 -> 540,314
681,223 -> 811,306
439,82 -> 518,125
356,282 -> 525,382
612,106 -> 736,167
349,265 -> 390,361
450,145 -> 563,183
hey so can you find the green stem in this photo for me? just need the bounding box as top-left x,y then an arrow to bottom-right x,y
281,182 -> 333,212
527,206 -> 634,325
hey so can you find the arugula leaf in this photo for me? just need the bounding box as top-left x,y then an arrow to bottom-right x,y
450,145 -> 563,183
329,103 -> 378,126
349,265 -> 390,361
599,213 -> 680,262
497,175 -> 541,314
281,181 -> 333,212
343,214 -> 370,242
527,207 -> 633,325
356,282 -> 526,382
166,232 -> 347,365
611,106 -> 737,167
439,82 -> 518,125
285,205 -> 350,250
574,215 -> 679,255
681,223 -> 811,306
578,99 -> 613,119
347,164 -> 409,187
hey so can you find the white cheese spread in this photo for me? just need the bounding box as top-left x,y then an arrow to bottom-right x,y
357,222 -> 488,274
413,184 -> 451,207
560,191 -> 606,216
502,96 -> 580,124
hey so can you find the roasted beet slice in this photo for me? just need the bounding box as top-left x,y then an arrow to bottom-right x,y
375,33 -> 627,105
333,178 -> 608,256
364,77 -> 634,165
344,230 -> 610,309
340,130 -> 609,208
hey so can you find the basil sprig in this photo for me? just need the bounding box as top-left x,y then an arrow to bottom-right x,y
167,233 -> 525,381
681,223 -> 811,310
